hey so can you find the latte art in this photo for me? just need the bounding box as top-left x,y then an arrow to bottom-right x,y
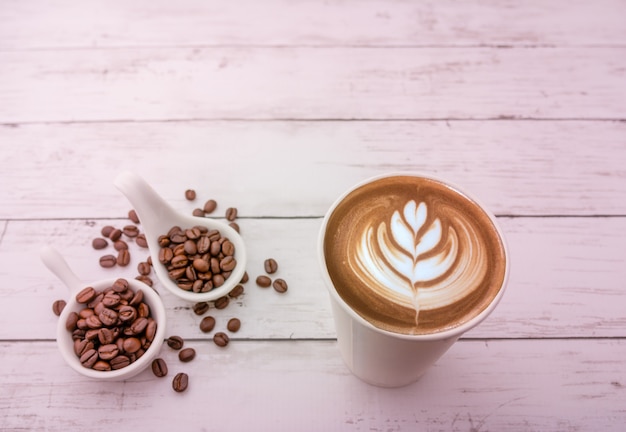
354,200 -> 488,326
323,175 -> 507,335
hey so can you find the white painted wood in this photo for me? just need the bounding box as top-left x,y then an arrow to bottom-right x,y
2,216 -> 625,340
2,120 -> 625,218
1,47 -> 625,123
1,0 -> 625,49
0,339 -> 624,431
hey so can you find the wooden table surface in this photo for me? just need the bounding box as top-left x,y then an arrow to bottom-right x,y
1,1 -> 625,430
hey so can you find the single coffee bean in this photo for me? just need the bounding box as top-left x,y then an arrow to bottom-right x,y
52,299 -> 66,316
123,337 -> 142,353
213,332 -> 229,347
214,296 -> 229,310
66,311 -> 79,331
264,258 -> 278,274
145,318 -> 157,341
172,372 -> 189,392
221,240 -> 235,256
135,275 -> 153,287
117,249 -> 131,266
98,327 -> 116,345
98,344 -> 120,361
192,258 -> 210,273
123,225 -> 139,238
203,199 -> 217,214
136,233 -> 148,248
212,274 -> 225,288
178,347 -> 196,363
166,335 -> 184,350
228,222 -> 240,233
193,302 -> 210,315
129,317 -> 149,334
92,238 -> 108,250
74,339 -> 94,357
225,207 -> 237,221
273,278 -> 288,293
192,208 -> 204,217
171,255 -> 188,268
98,308 -> 118,326
110,355 -> 131,370
109,228 -> 123,241
85,314 -> 103,329
99,254 -> 117,268
118,305 -> 137,322
137,261 -> 151,276
227,318 -> 241,333
220,256 -> 236,272
199,316 -> 216,333
158,247 -> 173,264
184,239 -> 197,255
114,240 -> 128,251
101,292 -> 121,307
128,209 -> 140,224
113,278 -> 129,293
256,275 -> 272,288
240,272 -> 249,284
228,284 -> 244,298
152,358 -> 168,377
185,189 -> 196,200
80,349 -> 98,368
93,360 -> 112,371
76,286 -> 97,304
101,225 -> 115,238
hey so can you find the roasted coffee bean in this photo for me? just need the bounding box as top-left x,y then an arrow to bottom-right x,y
128,209 -> 140,224
137,261 -> 151,276
228,222 -> 240,233
80,349 -> 98,368
85,328 -> 100,341
178,347 -> 196,363
98,327 -> 116,345
214,296 -> 229,310
184,239 -> 197,255
273,278 -> 288,293
98,343 -> 120,361
172,372 -> 189,392
166,335 -> 184,350
152,358 -> 168,377
199,315 -> 216,333
123,225 -> 139,238
113,278 -> 129,293
101,225 -> 115,238
93,360 -> 112,371
225,207 -> 237,221
192,208 -> 204,217
227,318 -> 241,333
135,275 -> 153,287
78,308 -> 95,319
203,199 -> 217,214
171,255 -> 188,268
192,258 -> 210,273
212,274 -> 225,288
228,284 -> 244,298
118,305 -> 137,322
240,272 -> 249,284
110,355 -> 131,370
170,232 -> 187,244
264,258 -> 278,274
76,286 -> 97,304
85,314 -> 103,329
185,189 -> 196,200
98,254 -> 116,268
117,249 -> 131,266
158,247 -> 173,264
52,299 -> 66,316
123,337 -> 142,353
74,339 -> 94,357
136,234 -> 148,248
145,318 -> 157,341
210,241 -> 222,257
222,240 -> 235,256
109,228 -> 123,241
193,302 -> 210,315
102,292 -> 121,307
114,240 -> 128,251
220,256 -> 236,272
213,332 -> 229,347
129,289 -> 143,306
98,308 -> 118,326
92,238 -> 108,250
256,275 -> 272,288
66,311 -> 79,331
130,317 -> 149,334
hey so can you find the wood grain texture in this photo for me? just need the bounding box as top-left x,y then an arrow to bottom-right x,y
1,339 -> 624,431
2,121 -> 625,218
2,216 -> 625,340
1,47 -> 625,123
1,0 -> 625,49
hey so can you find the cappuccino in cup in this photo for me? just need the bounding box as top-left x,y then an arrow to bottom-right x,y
319,174 -> 508,386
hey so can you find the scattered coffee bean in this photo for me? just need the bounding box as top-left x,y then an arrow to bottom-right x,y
166,335 -> 184,350
178,347 -> 196,363
92,238 -> 108,250
101,225 -> 115,238
225,207 -> 237,221
227,318 -> 241,333
213,332 -> 229,347
114,240 -> 128,251
214,296 -> 229,310
99,254 -> 117,268
185,189 -> 196,201
240,272 -> 249,284
256,275 -> 271,288
128,209 -> 140,224
193,302 -> 210,315
228,284 -> 244,298
117,249 -> 130,266
192,208 -> 204,217
135,275 -> 153,287
273,278 -> 288,293
199,316 -> 216,333
52,299 -> 66,316
109,228 -> 123,241
264,258 -> 278,274
172,372 -> 189,392
203,199 -> 217,214
123,225 -> 139,238
151,358 -> 168,377
136,234 -> 148,248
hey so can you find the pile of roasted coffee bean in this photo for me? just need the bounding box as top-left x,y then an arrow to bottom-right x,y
157,225 -> 237,293
65,278 -> 157,371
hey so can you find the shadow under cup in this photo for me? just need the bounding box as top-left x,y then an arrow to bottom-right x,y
318,174 -> 509,387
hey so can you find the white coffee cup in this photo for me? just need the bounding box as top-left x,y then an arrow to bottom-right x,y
318,173 -> 509,387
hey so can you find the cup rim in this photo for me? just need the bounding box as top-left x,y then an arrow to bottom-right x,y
317,172 -> 510,341
56,277 -> 167,380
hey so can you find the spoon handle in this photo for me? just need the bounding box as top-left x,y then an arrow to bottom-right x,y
40,246 -> 83,293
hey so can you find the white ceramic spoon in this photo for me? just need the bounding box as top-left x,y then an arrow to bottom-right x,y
40,245 -> 166,380
114,171 -> 247,303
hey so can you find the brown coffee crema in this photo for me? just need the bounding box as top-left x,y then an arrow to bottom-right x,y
323,176 -> 506,335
